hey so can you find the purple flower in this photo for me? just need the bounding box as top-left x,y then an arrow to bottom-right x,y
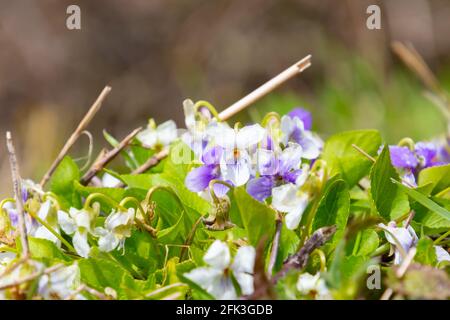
415,142 -> 437,168
185,146 -> 229,197
281,115 -> 322,159
247,144 -> 303,201
288,108 -> 312,131
388,146 -> 418,169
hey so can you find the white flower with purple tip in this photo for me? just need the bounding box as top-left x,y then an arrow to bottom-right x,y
208,123 -> 265,186
379,221 -> 418,265
280,114 -> 322,159
247,143 -> 304,202
185,146 -> 230,198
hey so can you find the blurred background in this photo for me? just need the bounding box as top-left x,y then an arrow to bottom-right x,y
1,0 -> 450,196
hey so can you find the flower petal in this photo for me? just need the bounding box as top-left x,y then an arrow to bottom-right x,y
236,124 -> 265,149
220,152 -> 251,187
389,146 -> 418,169
73,231 -> 91,258
256,149 -> 279,176
435,245 -> 450,263
98,232 -> 119,252
136,128 -> 157,148
57,210 -> 77,235
279,143 -> 303,174
288,108 -> 312,130
232,246 -> 255,274
285,194 -> 308,230
204,240 -> 230,270
185,165 -> 217,192
156,120 -> 177,146
246,177 -> 274,201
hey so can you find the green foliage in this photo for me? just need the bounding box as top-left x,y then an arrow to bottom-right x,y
321,130 -> 381,187
49,156 -> 81,209
233,187 -> 276,247
370,146 -> 410,221
312,178 -> 350,247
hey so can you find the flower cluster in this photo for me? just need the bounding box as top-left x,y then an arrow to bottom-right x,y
387,137 -> 450,186
1,183 -> 137,259
183,104 -> 324,230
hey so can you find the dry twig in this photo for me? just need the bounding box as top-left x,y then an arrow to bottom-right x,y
6,132 -> 29,258
80,127 -> 142,185
40,86 -> 111,187
123,55 -> 312,178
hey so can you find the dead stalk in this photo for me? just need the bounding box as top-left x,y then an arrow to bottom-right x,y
123,55 -> 312,179
40,86 -> 111,187
218,55 -> 312,121
80,127 -> 142,185
0,263 -> 63,291
6,132 -> 29,258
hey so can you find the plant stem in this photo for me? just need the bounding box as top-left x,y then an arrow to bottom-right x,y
80,127 -> 142,184
218,55 -> 311,121
40,86 -> 111,187
26,208 -> 76,254
6,132 -> 29,258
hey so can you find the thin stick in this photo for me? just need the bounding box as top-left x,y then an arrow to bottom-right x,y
0,256 -> 28,280
80,127 -> 142,185
0,263 -> 63,291
40,86 -> 111,187
273,225 -> 336,283
381,247 -> 417,300
131,148 -> 169,175
268,216 -> 282,277
218,55 -> 312,121
6,132 -> 29,258
392,42 -> 441,94
125,56 -> 312,178
352,144 -> 376,163
392,41 -> 450,124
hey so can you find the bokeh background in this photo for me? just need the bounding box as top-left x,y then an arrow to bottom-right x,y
1,0 -> 450,196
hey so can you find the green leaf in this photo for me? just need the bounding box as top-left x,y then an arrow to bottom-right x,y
234,187 -> 276,247
49,156 -> 81,209
370,146 -> 410,221
321,130 -> 381,187
418,164 -> 450,195
312,179 -> 350,246
28,237 -> 71,262
79,257 -> 142,299
414,237 -> 437,266
352,229 -> 379,257
393,179 -> 450,222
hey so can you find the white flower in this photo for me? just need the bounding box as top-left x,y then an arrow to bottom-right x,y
58,207 -> 97,258
33,200 -> 61,246
184,240 -> 256,299
435,245 -> 450,263
271,168 -> 310,230
208,123 -> 265,186
94,208 -> 135,253
297,272 -> 332,300
101,172 -> 121,188
280,115 -> 323,159
38,263 -> 85,300
137,119 -> 177,149
379,221 -> 418,265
